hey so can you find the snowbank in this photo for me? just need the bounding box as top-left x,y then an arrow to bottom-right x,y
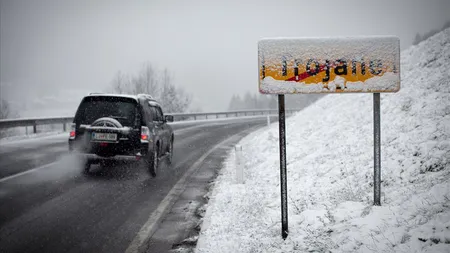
0,131 -> 68,145
196,28 -> 450,253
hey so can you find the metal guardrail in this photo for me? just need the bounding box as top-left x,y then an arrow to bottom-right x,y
0,109 -> 300,134
169,109 -> 298,120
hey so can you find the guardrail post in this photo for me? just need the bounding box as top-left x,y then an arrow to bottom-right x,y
194,115 -> 197,120
63,123 -> 67,132
216,114 -> 219,119
206,115 -> 208,119
235,145 -> 244,184
226,113 -> 228,118
33,122 -> 37,134
235,112 -> 238,117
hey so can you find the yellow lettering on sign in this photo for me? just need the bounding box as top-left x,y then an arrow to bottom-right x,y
260,58 -> 397,90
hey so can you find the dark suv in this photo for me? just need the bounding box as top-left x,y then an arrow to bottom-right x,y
68,93 -> 174,177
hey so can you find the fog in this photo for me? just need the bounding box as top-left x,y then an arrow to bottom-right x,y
1,0 -> 449,117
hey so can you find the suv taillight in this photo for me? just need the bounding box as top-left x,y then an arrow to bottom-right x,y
69,123 -> 76,139
141,126 -> 150,142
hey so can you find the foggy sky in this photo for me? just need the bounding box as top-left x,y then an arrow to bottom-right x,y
1,0 -> 449,117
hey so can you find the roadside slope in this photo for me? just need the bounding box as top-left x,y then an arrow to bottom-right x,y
195,28 -> 450,253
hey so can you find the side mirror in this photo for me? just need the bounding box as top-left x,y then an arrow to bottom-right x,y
165,115 -> 174,122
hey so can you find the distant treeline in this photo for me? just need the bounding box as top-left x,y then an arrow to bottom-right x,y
228,92 -> 324,111
413,20 -> 450,45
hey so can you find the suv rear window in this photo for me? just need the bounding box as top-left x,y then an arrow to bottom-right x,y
75,96 -> 138,127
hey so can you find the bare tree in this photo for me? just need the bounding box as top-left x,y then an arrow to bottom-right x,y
0,99 -> 10,119
110,71 -> 129,94
159,68 -> 191,113
110,63 -> 192,113
0,99 -> 18,138
132,62 -> 159,97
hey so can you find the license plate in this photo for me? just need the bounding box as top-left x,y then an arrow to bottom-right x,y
92,132 -> 117,141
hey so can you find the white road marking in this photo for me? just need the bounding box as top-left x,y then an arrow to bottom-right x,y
125,131 -> 244,253
0,162 -> 57,183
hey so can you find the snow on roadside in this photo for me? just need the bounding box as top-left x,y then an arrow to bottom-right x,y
196,28 -> 450,253
0,131 -> 68,145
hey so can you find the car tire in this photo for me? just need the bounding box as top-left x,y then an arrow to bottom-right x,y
148,145 -> 159,177
83,161 -> 91,174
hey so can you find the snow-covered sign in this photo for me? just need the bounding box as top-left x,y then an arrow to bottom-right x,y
258,37 -> 400,94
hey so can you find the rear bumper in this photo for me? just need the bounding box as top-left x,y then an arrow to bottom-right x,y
68,138 -> 153,161
83,153 -> 142,162
70,152 -> 144,163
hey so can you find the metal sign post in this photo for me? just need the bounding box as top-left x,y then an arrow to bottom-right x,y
373,93 -> 381,206
278,94 -> 288,239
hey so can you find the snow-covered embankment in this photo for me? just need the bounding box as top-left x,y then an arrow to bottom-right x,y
196,28 -> 450,253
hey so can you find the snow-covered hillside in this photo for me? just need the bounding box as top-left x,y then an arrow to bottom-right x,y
196,28 -> 450,253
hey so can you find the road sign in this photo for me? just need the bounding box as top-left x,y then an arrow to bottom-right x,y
259,36 -> 401,240
258,37 -> 400,94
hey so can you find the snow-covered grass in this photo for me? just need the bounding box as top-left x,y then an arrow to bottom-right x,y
0,129 -> 67,144
0,124 -> 68,144
196,28 -> 450,253
0,133 -> 69,149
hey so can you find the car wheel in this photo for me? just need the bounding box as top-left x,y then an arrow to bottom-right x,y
83,161 -> 91,174
148,145 -> 159,177
100,160 -> 113,168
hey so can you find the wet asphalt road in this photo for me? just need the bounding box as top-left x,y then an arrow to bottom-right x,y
0,117 -> 267,253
